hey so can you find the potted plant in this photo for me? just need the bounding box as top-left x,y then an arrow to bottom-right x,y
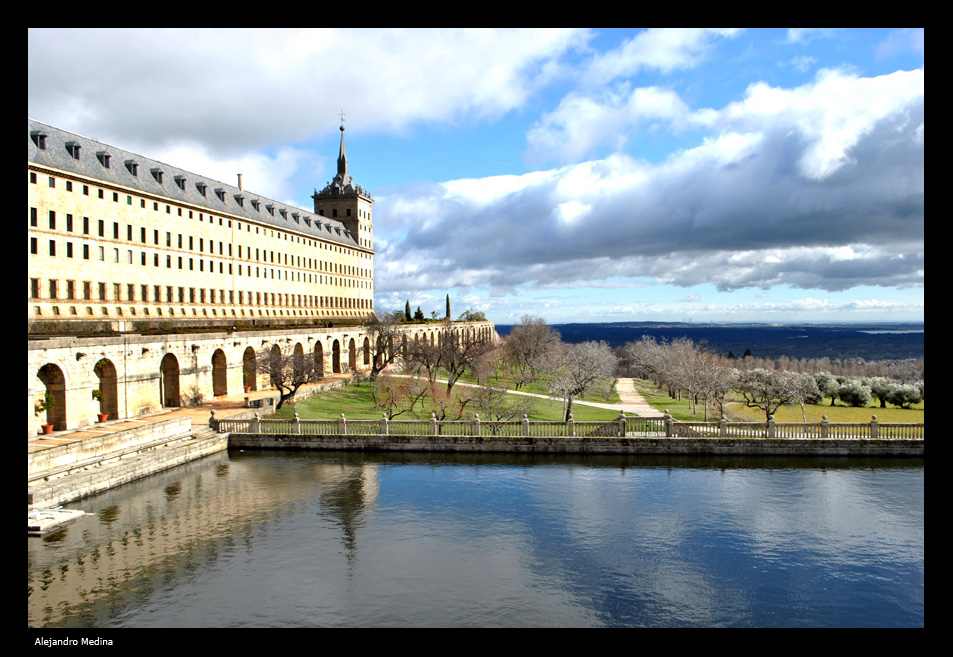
92,389 -> 108,422
35,393 -> 55,434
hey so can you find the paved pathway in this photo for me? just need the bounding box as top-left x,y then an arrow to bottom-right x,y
421,376 -> 664,418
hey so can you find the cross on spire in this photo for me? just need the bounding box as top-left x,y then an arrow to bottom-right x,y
338,110 -> 346,131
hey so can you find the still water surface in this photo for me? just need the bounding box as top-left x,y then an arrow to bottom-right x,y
28,451 -> 924,628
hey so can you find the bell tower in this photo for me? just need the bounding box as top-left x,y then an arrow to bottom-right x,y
312,116 -> 374,251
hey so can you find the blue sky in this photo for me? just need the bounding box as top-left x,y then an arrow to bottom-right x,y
27,28 -> 924,324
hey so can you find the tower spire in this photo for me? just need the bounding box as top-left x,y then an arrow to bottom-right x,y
337,110 -> 348,179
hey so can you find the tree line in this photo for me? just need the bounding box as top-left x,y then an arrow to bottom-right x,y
259,314 -> 923,422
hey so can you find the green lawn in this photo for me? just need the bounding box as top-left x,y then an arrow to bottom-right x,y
272,377 -> 622,423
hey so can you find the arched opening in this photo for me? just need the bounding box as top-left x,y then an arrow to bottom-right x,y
36,363 -> 67,431
314,342 -> 325,378
243,347 -> 257,391
348,338 -> 357,371
332,340 -> 341,373
363,337 -> 370,366
212,349 -> 227,396
94,358 -> 119,420
160,354 -> 180,407
270,344 -> 282,388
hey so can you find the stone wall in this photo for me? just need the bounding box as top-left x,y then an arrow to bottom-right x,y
226,433 -> 924,457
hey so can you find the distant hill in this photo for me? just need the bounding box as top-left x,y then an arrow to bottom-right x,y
494,322 -> 924,361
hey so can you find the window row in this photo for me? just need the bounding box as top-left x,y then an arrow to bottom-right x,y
30,277 -> 373,311
31,170 -> 370,257
30,207 -> 372,277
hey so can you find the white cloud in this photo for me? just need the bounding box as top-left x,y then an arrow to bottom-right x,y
28,28 -> 590,151
379,68 -> 924,297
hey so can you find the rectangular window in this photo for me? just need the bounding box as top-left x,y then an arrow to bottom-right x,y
49,211 -> 55,230
83,244 -> 89,260
30,237 -> 37,254
49,176 -> 55,188
49,240 -> 56,256
83,217 -> 90,234
66,242 -> 73,258
66,214 -> 73,232
113,222 -> 119,239
67,280 -> 75,300
98,220 -> 105,237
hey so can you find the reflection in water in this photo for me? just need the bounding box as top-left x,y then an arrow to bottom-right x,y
27,451 -> 923,628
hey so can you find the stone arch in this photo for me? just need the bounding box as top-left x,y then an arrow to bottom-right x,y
348,338 -> 357,371
211,349 -> 227,397
36,363 -> 67,431
160,353 -> 180,407
332,340 -> 341,373
93,358 -> 119,420
314,342 -> 325,377
243,346 -> 257,391
362,337 -> 370,366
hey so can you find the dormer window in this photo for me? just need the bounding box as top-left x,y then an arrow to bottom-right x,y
151,168 -> 164,184
174,175 -> 187,191
279,209 -> 287,219
292,212 -> 300,223
125,160 -> 139,176
265,204 -> 274,216
97,151 -> 111,169
214,188 -> 225,202
234,194 -> 244,207
30,131 -> 47,150
66,141 -> 81,160
196,182 -> 207,197
251,199 -> 260,211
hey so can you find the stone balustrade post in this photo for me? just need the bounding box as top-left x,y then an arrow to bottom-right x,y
381,413 -> 389,436
209,409 -> 217,430
618,412 -> 626,437
720,415 -> 727,438
339,413 -> 347,435
252,412 -> 261,434
821,415 -> 829,439
567,413 -> 575,437
522,414 -> 529,436
871,415 -> 879,439
430,412 -> 438,436
293,412 -> 301,434
474,413 -> 481,437
768,415 -> 776,439
664,410 -> 673,437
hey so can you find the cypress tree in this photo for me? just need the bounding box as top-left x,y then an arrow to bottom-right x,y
405,301 -> 411,321
446,294 -> 451,319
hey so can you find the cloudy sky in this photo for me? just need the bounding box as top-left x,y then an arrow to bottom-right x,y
28,28 -> 924,324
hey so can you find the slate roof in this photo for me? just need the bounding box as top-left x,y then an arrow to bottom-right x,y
28,118 -> 365,250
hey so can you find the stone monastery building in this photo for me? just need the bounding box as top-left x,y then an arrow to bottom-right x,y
29,118 -> 375,324
28,119 -> 495,437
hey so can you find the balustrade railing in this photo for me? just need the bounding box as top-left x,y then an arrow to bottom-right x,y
214,411 -> 923,441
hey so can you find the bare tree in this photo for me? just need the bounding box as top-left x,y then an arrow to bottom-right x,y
404,318 -> 494,395
502,315 -> 561,388
737,368 -> 806,421
259,344 -> 317,410
364,313 -> 404,381
541,340 -> 617,421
